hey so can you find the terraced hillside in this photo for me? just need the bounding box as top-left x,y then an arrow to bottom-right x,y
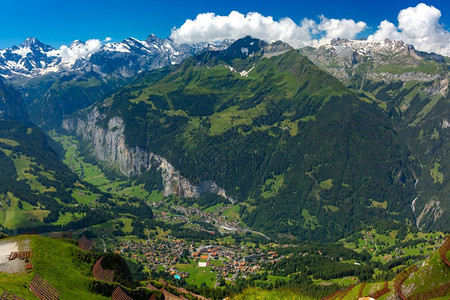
0,235 -> 162,299
228,236 -> 450,299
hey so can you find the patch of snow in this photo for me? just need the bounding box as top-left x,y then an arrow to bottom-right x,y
411,195 -> 418,212
10,70 -> 32,78
103,42 -> 131,53
239,63 -> 255,77
12,47 -> 32,56
241,47 -> 249,55
443,119 -> 450,129
225,65 -> 236,73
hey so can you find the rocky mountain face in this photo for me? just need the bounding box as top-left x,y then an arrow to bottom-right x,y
0,82 -> 129,233
90,34 -> 231,78
299,38 -> 447,96
62,108 -> 233,201
299,38 -> 450,231
0,35 -> 231,80
64,37 -> 419,241
0,38 -> 60,79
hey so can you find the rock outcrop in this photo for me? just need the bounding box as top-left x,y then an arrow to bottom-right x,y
299,38 -> 448,98
62,109 -> 233,202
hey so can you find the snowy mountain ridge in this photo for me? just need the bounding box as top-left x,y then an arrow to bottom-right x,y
0,35 -> 231,79
316,38 -> 446,64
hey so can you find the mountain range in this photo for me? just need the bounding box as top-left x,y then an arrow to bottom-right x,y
0,36 -> 231,129
0,32 -> 449,300
62,36 -> 424,242
0,34 -> 448,240
0,35 -> 231,79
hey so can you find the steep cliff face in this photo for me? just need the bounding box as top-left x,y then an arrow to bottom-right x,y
62,108 -> 233,201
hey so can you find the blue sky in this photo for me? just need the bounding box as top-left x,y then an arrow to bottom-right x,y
1,0 -> 448,48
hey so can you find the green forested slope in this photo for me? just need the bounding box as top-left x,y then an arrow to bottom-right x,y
300,42 -> 450,232
12,72 -> 131,129
0,80 -> 153,233
81,37 -> 419,241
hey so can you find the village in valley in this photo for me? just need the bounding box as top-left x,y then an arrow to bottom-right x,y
42,131 -> 448,291
82,197 -> 445,289
98,199 -> 283,287
115,239 -> 277,287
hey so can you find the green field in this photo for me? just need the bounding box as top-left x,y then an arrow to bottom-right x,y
203,203 -> 224,213
176,263 -> 217,287
0,193 -> 49,230
302,209 -> 318,229
0,138 -> 20,146
319,179 -> 333,190
430,161 -> 444,184
341,229 -> 445,260
51,133 -> 112,187
261,174 -> 285,199
10,153 -> 55,193
54,212 -> 84,226
223,205 -> 240,221
51,133 -> 164,203
71,189 -> 98,205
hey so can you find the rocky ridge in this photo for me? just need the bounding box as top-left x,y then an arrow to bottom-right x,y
299,38 -> 448,97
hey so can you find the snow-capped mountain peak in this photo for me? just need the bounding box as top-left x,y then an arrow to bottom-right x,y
0,35 -> 231,80
69,40 -> 84,47
146,33 -> 159,43
19,37 -> 54,51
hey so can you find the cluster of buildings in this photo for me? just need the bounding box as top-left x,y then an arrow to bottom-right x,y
106,201 -> 280,286
113,237 -> 284,285
115,239 -> 190,271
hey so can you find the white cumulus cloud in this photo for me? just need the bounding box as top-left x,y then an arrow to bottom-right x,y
317,16 -> 367,40
170,11 -> 367,48
369,3 -> 450,56
59,39 -> 103,63
104,37 -> 112,42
